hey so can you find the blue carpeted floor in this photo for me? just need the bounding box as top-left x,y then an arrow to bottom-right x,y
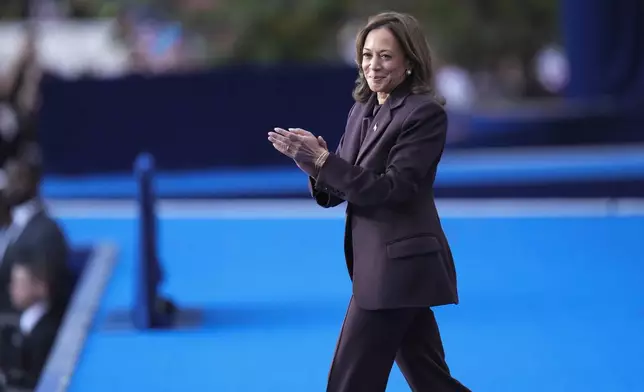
55,206 -> 644,392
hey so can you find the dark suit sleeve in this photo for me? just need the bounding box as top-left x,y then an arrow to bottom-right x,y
307,134 -> 345,208
44,224 -> 72,307
29,219 -> 69,270
24,333 -> 56,388
315,101 -> 446,207
308,103 -> 357,208
48,224 -> 69,268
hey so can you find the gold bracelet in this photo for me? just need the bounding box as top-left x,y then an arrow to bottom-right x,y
315,151 -> 329,169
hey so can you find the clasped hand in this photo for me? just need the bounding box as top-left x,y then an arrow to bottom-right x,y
268,128 -> 328,176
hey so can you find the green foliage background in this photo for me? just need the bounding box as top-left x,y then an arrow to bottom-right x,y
0,0 -> 560,70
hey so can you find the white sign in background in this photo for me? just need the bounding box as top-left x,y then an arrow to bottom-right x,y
0,19 -> 130,79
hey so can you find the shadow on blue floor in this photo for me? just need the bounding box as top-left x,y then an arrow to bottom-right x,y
100,299 -> 347,332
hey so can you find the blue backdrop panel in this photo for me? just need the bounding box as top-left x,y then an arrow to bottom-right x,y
38,55 -> 643,175
561,0 -> 644,101
39,65 -> 357,174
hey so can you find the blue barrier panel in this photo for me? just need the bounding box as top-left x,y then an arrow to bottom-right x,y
40,144 -> 644,199
35,244 -> 118,392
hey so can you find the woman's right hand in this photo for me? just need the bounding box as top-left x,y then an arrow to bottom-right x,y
316,135 -> 328,150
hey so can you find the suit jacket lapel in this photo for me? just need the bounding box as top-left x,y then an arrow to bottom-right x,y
355,104 -> 391,165
355,82 -> 411,165
340,97 -> 374,165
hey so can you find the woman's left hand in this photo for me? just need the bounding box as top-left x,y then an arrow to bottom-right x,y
268,127 -> 328,166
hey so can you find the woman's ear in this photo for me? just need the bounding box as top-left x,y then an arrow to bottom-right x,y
404,60 -> 413,73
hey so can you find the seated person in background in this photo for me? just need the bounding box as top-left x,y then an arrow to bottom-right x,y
0,193 -> 11,233
0,195 -> 13,327
0,152 -> 71,314
0,30 -> 40,168
0,249 -> 64,390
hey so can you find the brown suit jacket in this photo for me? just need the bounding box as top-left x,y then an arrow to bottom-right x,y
309,82 -> 459,310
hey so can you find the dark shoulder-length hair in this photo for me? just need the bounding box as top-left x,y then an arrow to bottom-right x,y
352,12 -> 445,106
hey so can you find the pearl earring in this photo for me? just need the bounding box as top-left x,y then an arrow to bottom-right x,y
406,69 -> 412,75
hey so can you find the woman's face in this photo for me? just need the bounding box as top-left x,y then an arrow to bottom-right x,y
361,27 -> 408,95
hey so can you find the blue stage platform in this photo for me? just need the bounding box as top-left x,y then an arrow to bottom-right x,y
29,142 -> 644,392
37,198 -> 644,392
